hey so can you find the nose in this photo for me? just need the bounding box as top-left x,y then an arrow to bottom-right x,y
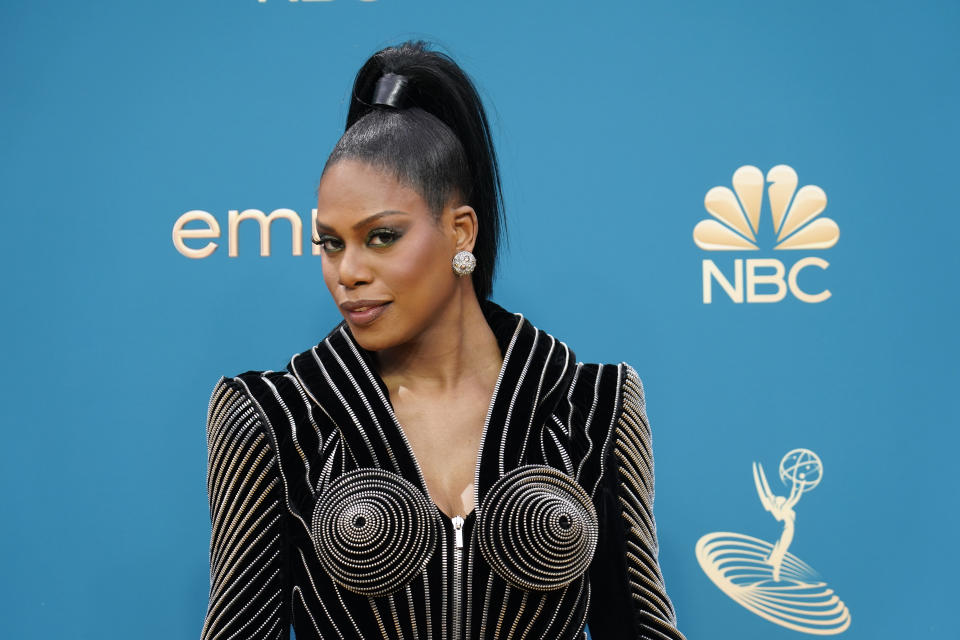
336,244 -> 373,289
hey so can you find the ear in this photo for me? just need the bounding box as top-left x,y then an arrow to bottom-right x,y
449,204 -> 479,253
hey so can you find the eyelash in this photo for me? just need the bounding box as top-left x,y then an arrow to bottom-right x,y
312,228 -> 401,252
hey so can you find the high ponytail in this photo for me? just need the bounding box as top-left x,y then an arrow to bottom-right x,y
322,40 -> 506,304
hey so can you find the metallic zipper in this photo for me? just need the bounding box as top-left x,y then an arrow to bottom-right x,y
451,514 -> 465,640
473,317 -> 525,503
466,317 -> 524,640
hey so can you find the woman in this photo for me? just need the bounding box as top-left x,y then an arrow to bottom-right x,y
201,40 -> 685,640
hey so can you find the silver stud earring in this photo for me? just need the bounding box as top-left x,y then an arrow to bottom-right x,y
452,250 -> 476,277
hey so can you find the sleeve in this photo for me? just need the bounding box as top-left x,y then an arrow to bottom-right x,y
200,376 -> 291,640
587,364 -> 686,640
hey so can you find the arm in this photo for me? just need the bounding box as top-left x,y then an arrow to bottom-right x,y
587,364 -> 686,640
201,377 -> 290,640
753,462 -> 776,513
784,475 -> 803,510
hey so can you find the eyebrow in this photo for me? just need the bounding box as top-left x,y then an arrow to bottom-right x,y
315,210 -> 410,234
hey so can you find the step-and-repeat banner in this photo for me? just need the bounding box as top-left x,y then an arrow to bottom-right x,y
3,2 -> 956,638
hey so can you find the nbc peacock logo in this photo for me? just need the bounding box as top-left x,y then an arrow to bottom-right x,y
693,165 -> 840,304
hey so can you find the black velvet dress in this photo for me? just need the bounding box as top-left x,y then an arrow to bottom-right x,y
200,299 -> 686,639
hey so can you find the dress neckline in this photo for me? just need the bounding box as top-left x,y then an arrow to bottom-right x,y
368,302 -> 523,525
287,298 -> 579,520
435,504 -> 477,522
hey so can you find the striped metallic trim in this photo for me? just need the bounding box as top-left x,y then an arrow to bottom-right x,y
611,364 -> 686,640
201,377 -> 288,640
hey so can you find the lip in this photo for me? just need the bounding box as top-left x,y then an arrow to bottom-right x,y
340,300 -> 391,326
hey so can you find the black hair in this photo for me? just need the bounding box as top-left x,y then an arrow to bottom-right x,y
322,40 -> 505,303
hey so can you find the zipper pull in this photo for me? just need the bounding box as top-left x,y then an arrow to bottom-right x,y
452,515 -> 464,548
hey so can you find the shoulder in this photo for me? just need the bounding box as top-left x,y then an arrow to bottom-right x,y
566,360 -> 645,420
206,375 -> 257,439
562,360 -> 646,453
559,361 -> 649,496
207,361 -> 316,443
611,363 -> 653,460
602,362 -> 656,502
210,367 -> 294,410
204,376 -> 279,486
569,361 -> 652,463
616,362 -> 648,422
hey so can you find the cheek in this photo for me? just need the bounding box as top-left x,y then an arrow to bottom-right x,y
385,232 -> 451,295
321,258 -> 338,293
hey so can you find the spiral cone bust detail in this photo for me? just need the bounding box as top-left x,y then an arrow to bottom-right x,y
477,464 -> 599,591
310,468 -> 439,597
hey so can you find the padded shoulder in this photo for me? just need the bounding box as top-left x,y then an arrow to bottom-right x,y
202,376 -> 291,639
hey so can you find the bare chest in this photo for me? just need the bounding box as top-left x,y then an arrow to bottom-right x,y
390,388 -> 491,519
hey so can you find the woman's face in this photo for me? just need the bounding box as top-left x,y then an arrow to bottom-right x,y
314,159 -> 475,352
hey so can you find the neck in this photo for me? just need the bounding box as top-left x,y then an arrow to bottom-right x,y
374,291 -> 503,394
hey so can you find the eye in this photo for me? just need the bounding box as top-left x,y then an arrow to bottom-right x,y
368,227 -> 401,247
312,234 -> 343,253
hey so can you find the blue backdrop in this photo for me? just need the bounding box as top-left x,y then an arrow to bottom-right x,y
2,1 -> 957,638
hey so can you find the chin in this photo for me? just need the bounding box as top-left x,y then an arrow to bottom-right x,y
348,323 -> 398,353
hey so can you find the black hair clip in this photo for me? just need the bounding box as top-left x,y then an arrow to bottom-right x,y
371,72 -> 409,109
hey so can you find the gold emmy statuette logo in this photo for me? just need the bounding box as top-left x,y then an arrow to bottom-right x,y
693,165 -> 840,303
696,449 -> 851,635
